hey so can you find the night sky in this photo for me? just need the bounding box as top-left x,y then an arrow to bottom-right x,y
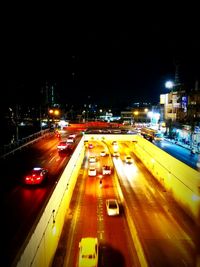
3,6 -> 200,108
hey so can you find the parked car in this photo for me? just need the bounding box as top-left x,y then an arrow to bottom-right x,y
106,199 -> 120,216
78,237 -> 98,267
24,167 -> 48,185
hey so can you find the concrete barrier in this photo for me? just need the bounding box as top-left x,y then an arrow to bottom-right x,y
132,136 -> 200,224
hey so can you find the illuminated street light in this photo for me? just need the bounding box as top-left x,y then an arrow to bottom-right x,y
165,80 -> 175,120
133,111 -> 139,124
54,109 -> 60,116
48,108 -> 61,129
49,109 -> 60,116
165,80 -> 174,91
148,111 -> 160,126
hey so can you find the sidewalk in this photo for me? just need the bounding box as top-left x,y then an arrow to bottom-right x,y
164,138 -> 200,154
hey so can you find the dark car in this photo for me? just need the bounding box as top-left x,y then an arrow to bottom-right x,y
24,167 -> 48,185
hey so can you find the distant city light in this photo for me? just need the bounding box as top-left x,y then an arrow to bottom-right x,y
54,110 -> 60,116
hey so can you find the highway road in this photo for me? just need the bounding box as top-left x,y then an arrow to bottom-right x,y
0,128 -> 81,266
0,124 -> 199,266
53,139 -> 199,267
53,140 -> 140,267
113,140 -> 199,266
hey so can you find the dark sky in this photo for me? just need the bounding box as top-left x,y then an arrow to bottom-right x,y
3,6 -> 200,108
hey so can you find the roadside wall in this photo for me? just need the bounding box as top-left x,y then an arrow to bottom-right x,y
132,135 -> 200,224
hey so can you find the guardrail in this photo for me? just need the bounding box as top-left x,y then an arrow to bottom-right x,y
0,129 -> 52,159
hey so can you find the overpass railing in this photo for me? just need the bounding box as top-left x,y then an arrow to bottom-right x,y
0,129 -> 52,159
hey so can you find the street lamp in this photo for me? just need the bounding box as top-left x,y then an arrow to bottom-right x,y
165,80 -> 174,91
134,111 -> 139,124
48,108 -> 60,129
165,80 -> 175,121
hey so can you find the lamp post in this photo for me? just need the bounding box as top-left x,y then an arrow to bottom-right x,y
144,108 -> 148,124
134,111 -> 139,125
165,81 -> 174,91
48,108 -> 60,129
165,80 -> 175,121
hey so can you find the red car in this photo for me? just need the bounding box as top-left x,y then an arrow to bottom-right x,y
24,167 -> 48,185
88,143 -> 94,149
57,141 -> 68,151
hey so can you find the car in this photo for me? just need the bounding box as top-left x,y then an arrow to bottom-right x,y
88,167 -> 97,176
106,199 -> 120,216
68,133 -> 76,138
125,155 -> 133,164
88,143 -> 94,149
89,155 -> 96,163
78,237 -> 98,267
67,137 -> 74,143
112,141 -> 118,151
100,150 -> 107,157
55,130 -> 61,139
24,167 -> 48,185
102,165 -> 111,175
112,151 -> 120,157
57,141 -> 68,151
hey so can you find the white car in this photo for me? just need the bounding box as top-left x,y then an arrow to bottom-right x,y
112,141 -> 118,150
112,151 -> 120,157
88,167 -> 97,176
67,137 -> 74,143
89,155 -> 96,163
69,133 -> 76,138
102,165 -> 111,175
106,199 -> 120,216
125,155 -> 133,164
100,150 -> 107,157
78,237 -> 98,267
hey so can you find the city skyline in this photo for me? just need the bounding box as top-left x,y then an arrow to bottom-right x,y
3,11 -> 200,107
